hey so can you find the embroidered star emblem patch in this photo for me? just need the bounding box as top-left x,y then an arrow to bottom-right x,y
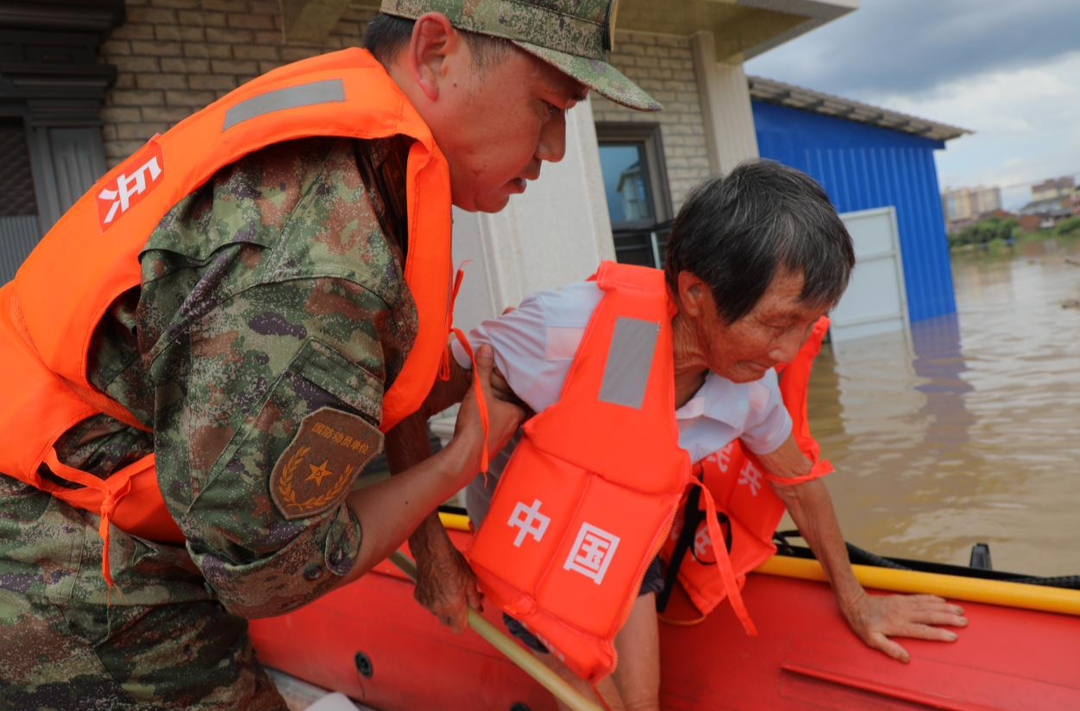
306,460 -> 335,487
270,407 -> 383,520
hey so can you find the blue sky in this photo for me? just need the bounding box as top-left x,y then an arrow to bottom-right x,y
745,0 -> 1080,210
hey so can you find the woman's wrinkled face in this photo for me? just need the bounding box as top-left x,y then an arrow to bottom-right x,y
688,269 -> 830,383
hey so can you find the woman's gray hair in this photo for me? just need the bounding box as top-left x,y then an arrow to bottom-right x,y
664,160 -> 855,324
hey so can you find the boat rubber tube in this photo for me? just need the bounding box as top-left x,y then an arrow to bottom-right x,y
756,555 -> 1080,617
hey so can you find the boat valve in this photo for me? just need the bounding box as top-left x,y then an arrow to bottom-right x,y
354,651 -> 374,678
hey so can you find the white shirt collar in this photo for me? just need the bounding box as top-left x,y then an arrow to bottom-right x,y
674,369 -> 773,426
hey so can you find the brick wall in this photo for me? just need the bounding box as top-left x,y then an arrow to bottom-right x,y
590,30 -> 711,212
99,10 -> 712,210
99,0 -> 376,168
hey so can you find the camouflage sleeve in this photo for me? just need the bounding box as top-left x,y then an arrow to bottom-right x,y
145,137 -> 418,618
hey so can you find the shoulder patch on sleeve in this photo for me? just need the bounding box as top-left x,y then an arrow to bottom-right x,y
270,407 -> 383,520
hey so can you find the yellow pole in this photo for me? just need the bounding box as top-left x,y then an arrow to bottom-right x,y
388,551 -> 604,711
755,556 -> 1080,616
438,511 -> 472,532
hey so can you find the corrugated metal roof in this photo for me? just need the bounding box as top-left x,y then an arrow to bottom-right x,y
748,75 -> 970,142
1019,196 -> 1073,216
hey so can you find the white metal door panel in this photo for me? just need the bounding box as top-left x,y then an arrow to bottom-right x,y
830,206 -> 909,343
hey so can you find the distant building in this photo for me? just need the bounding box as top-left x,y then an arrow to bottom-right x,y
941,185 -> 1002,229
1018,175 -> 1077,231
1018,196 -> 1073,231
1032,176 -> 1075,201
1017,214 -> 1041,233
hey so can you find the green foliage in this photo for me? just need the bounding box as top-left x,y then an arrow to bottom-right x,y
948,216 -> 1018,248
1053,215 -> 1080,237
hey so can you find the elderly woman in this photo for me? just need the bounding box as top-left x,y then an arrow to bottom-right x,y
402,161 -> 968,711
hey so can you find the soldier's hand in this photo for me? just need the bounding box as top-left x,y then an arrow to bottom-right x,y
490,365 -> 526,410
454,344 -> 524,471
414,533 -> 482,634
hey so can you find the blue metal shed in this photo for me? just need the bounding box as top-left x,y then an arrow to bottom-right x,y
750,81 -> 967,322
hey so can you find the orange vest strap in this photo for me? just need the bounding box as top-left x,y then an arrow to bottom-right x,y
763,317 -> 834,485
441,264 -> 489,471
41,450 -> 184,584
450,326 -> 490,474
42,449 -> 110,491
98,478 -> 132,588
761,459 -> 833,486
43,449 -> 129,587
693,478 -> 757,635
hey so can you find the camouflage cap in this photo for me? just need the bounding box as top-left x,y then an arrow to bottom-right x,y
379,0 -> 661,111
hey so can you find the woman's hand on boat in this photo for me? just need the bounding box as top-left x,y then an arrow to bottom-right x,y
842,592 -> 969,663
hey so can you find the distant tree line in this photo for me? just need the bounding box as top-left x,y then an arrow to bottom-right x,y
1056,215 -> 1080,238
948,214 -> 1080,249
947,216 -> 1017,248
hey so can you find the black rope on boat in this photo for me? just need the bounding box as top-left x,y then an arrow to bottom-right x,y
775,530 -> 905,568
844,542 -> 910,571
1005,575 -> 1080,590
770,530 -> 1080,590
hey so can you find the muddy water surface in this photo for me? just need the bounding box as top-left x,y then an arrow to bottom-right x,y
805,239 -> 1080,577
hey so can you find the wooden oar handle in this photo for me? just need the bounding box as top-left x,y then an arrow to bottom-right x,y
387,551 -> 604,711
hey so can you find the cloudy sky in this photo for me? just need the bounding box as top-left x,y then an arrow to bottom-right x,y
745,0 -> 1080,210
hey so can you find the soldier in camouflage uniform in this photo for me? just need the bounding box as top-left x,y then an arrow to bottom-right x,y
0,1 -> 659,709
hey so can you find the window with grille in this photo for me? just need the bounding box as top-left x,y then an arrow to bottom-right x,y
0,119 -> 38,217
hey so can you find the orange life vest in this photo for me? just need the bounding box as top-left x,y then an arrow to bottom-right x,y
467,262 -> 691,683
658,317 -> 833,618
0,48 -> 454,584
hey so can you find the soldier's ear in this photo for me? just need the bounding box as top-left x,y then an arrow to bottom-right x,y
407,12 -> 460,102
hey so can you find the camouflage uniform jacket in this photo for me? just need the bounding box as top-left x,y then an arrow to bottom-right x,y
0,134 -> 417,708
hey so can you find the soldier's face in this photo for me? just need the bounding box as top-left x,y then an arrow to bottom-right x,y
434,46 -> 588,213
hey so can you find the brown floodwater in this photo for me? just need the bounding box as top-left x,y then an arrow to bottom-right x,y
803,238 -> 1080,578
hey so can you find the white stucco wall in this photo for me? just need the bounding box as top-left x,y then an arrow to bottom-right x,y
691,32 -> 760,175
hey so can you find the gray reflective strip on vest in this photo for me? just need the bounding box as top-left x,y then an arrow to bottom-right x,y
598,317 -> 660,409
222,79 -> 346,130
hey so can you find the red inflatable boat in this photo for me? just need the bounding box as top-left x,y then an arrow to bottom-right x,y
251,514 -> 1080,711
